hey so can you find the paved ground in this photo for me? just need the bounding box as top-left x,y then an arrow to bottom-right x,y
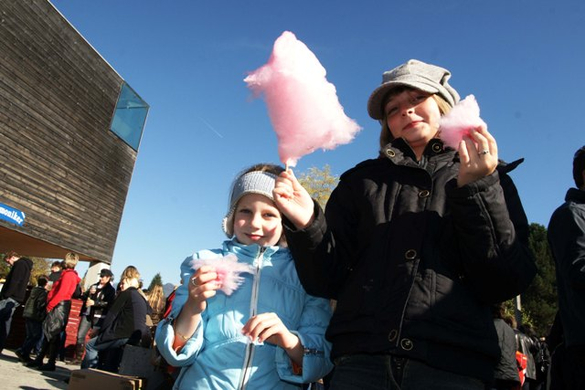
0,349 -> 74,390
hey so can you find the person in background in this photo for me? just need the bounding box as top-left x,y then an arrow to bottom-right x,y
15,275 -> 49,363
27,252 -> 80,371
0,251 -> 33,354
489,304 -> 520,390
146,284 -> 166,326
116,265 -> 140,294
81,274 -> 150,371
547,145 -> 585,388
69,268 -> 115,365
515,325 -> 537,389
46,261 -> 62,291
156,163 -> 333,389
33,260 -> 64,355
273,59 -> 536,389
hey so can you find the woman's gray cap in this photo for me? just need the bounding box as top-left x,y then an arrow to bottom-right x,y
222,171 -> 277,237
367,59 -> 460,120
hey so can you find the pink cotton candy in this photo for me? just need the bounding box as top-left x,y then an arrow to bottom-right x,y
244,31 -> 361,167
439,95 -> 487,149
190,254 -> 254,296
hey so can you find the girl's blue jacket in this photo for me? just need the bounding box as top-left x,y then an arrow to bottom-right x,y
156,239 -> 333,389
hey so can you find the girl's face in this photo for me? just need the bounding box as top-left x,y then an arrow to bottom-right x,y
384,89 -> 441,154
233,193 -> 283,247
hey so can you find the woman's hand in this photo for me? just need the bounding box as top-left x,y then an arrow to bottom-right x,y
242,312 -> 303,364
457,125 -> 498,187
273,169 -> 315,229
185,266 -> 220,315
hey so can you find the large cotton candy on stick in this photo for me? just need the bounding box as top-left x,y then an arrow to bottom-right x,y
439,95 -> 487,149
190,254 -> 254,296
244,31 -> 361,167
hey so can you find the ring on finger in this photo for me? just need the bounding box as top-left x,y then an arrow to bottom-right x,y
190,278 -> 198,287
479,149 -> 490,156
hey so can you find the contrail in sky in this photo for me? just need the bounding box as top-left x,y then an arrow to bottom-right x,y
197,115 -> 224,138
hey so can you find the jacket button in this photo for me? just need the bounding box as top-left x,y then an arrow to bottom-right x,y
400,338 -> 414,351
404,249 -> 417,260
388,329 -> 398,342
418,190 -> 430,198
385,149 -> 396,158
432,143 -> 442,153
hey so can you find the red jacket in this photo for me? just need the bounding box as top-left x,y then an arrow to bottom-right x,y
47,269 -> 80,312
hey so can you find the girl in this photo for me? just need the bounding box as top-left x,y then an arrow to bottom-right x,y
156,163 -> 333,389
273,59 -> 537,389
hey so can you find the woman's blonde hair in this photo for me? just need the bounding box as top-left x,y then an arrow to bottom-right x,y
121,265 -> 140,281
120,277 -> 140,290
63,252 -> 79,269
378,88 -> 452,151
147,285 -> 166,323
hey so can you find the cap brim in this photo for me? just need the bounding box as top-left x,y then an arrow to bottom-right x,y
367,80 -> 440,120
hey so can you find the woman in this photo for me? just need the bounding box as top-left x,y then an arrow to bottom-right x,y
28,252 -> 80,371
81,275 -> 150,370
273,59 -> 537,389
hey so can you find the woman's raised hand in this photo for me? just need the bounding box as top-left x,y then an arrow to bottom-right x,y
457,125 -> 498,187
273,169 -> 315,229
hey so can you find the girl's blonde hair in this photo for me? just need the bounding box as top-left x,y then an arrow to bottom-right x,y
378,88 -> 452,151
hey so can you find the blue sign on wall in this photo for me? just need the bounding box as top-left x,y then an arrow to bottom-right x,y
0,203 -> 25,226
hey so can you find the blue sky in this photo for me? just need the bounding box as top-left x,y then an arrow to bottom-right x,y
49,0 -> 585,288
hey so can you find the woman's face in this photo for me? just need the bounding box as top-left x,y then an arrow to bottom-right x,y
233,193 -> 283,247
384,89 -> 441,154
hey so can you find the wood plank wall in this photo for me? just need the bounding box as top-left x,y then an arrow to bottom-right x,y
0,0 -> 141,263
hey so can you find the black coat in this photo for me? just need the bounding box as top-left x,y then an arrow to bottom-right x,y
80,282 -> 116,323
97,287 -> 149,345
548,188 -> 585,347
0,257 -> 33,304
493,319 -> 520,383
285,139 -> 536,382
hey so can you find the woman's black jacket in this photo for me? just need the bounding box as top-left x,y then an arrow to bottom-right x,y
97,287 -> 149,345
284,139 -> 536,382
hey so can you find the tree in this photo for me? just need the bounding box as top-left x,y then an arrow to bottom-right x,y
518,223 -> 558,336
147,272 -> 164,292
0,253 -> 9,280
297,165 -> 339,210
29,257 -> 50,286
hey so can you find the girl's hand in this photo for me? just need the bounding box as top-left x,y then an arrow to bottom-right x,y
457,125 -> 498,187
242,312 -> 297,348
185,265 -> 221,315
273,169 -> 315,229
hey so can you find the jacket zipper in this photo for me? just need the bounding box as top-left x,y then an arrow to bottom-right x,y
237,247 -> 266,390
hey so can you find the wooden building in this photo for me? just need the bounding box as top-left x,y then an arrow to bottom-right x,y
0,0 -> 149,264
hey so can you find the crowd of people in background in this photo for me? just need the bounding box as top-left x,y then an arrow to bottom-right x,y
0,252 -> 172,378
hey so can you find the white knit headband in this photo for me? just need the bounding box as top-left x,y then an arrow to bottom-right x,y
222,171 -> 277,237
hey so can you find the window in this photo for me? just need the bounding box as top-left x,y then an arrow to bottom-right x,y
110,82 -> 149,151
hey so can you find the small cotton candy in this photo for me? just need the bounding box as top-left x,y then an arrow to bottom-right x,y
439,95 -> 487,149
244,31 -> 361,167
190,254 -> 254,296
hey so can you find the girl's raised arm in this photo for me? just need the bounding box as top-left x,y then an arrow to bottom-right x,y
273,169 -> 315,229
